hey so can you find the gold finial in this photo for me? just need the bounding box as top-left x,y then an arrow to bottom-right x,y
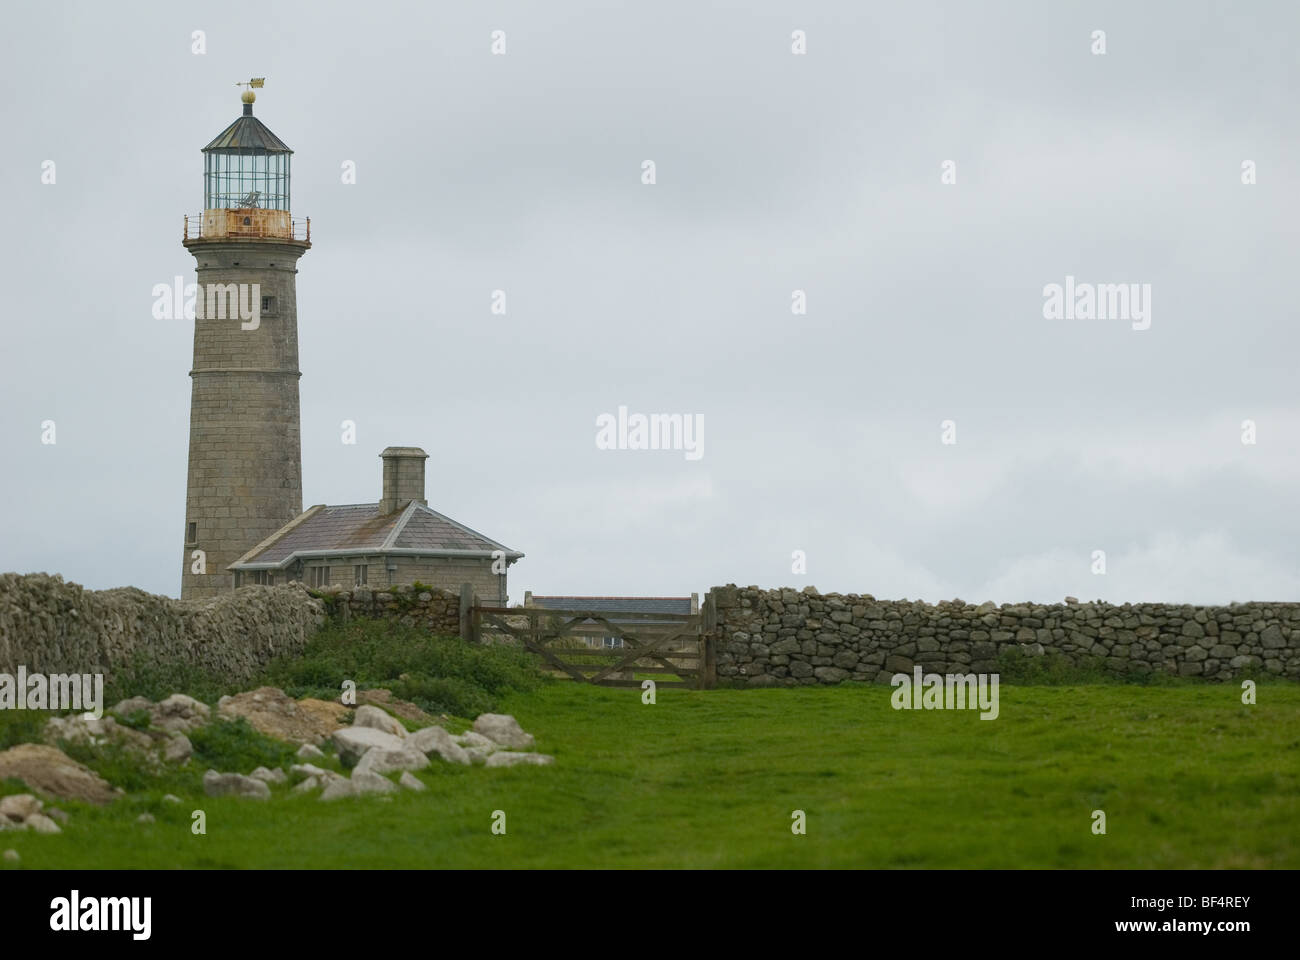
236,77 -> 265,104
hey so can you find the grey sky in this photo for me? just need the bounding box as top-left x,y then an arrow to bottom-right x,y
1,0 -> 1297,604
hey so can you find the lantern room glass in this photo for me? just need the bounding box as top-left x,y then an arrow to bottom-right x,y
204,150 -> 291,211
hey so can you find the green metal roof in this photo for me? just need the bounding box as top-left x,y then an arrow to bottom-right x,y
202,105 -> 292,154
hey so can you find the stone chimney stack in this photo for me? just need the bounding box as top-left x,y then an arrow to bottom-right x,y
379,447 -> 429,514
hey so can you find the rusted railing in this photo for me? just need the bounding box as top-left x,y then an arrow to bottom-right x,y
183,213 -> 310,243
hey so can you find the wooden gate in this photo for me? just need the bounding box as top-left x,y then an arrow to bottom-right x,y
469,603 -> 715,689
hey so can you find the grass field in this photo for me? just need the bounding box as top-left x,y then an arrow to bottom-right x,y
3,680 -> 1297,869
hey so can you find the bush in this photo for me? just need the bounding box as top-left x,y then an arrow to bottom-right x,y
256,617 -> 546,718
188,717 -> 298,774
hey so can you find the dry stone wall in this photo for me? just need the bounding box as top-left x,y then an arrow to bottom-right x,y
707,584 -> 1300,685
0,574 -> 463,682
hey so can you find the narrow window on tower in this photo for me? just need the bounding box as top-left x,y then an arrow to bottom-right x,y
186,521 -> 197,544
261,295 -> 276,315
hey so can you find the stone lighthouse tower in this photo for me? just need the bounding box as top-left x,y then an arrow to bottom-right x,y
180,81 -> 310,599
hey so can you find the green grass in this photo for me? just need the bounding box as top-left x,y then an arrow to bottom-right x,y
3,682 -> 1298,869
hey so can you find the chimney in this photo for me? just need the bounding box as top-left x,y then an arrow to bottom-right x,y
379,446 -> 429,514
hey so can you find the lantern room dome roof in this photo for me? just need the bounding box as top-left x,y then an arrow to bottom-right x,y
202,105 -> 292,154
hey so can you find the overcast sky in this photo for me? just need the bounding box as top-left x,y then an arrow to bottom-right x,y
1,1 -> 1297,605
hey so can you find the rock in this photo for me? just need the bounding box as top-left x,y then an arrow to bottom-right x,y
0,794 -> 43,822
463,747 -> 495,765
354,689 -> 438,727
218,687 -> 344,745
352,705 -> 407,739
162,794 -> 182,805
0,744 -> 116,805
332,727 -> 406,765
354,745 -> 429,776
152,694 -> 211,733
455,731 -> 496,750
45,808 -> 69,824
25,813 -> 62,834
485,752 -> 555,768
472,714 -> 535,749
295,699 -> 351,737
248,766 -> 288,785
136,813 -> 155,825
2,850 -> 17,862
295,743 -> 326,760
202,770 -> 271,799
292,776 -> 324,795
163,733 -> 192,764
407,726 -> 471,765
109,696 -> 152,717
399,771 -> 426,792
351,771 -> 399,795
319,778 -> 356,801
290,763 -> 329,781
320,768 -> 399,801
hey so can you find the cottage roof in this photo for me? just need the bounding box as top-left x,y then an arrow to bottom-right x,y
228,501 -> 523,571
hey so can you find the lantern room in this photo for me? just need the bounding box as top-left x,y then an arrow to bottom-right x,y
191,81 -> 303,242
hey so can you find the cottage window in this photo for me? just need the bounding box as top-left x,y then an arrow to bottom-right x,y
310,566 -> 330,588
602,636 -> 624,649
354,564 -> 368,585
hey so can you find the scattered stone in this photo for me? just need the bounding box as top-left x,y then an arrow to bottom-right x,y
408,726 -> 471,765
0,744 -> 117,805
455,731 -> 496,750
25,813 -> 62,834
354,745 -> 429,776
295,743 -> 326,760
354,688 -> 438,727
0,794 -> 43,822
484,752 -> 555,768
152,694 -> 211,733
472,714 -> 535,749
136,813 -> 156,825
202,770 -> 271,800
218,687 -> 344,745
45,808 -> 69,824
332,726 -> 406,765
163,733 -> 193,764
290,763 -> 329,781
162,794 -> 182,805
249,766 -> 288,786
352,704 -> 407,739
350,771 -> 399,796
110,696 -> 154,717
2,850 -> 18,863
399,771 -> 426,792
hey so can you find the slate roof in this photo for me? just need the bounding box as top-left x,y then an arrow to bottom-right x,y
528,596 -> 693,622
229,501 -> 522,571
203,109 -> 293,154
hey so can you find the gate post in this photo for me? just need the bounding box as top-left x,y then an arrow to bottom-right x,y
459,582 -> 477,643
700,591 -> 718,689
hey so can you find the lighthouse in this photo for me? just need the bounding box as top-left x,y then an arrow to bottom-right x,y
180,80 -> 310,599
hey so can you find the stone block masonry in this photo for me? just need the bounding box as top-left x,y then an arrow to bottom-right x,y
706,585 -> 1300,685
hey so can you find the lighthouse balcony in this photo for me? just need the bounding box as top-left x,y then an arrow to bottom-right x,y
184,209 -> 310,243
